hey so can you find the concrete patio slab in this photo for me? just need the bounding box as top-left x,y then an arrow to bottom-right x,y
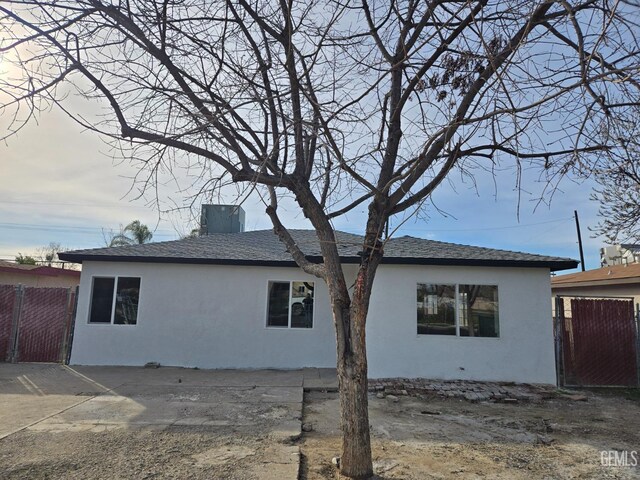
0,363 -> 323,479
302,367 -> 338,391
71,365 -> 308,388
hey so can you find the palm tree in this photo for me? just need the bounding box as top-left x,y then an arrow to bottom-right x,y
124,220 -> 153,244
108,220 -> 153,247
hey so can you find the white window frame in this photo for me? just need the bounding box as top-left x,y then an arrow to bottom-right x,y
265,280 -> 315,329
88,276 -> 141,326
417,282 -> 499,338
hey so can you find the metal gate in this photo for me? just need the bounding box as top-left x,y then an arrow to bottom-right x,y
555,296 -> 639,387
0,284 -> 78,363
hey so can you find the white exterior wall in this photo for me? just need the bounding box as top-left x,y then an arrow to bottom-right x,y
366,265 -> 555,384
71,262 -> 337,369
71,261 -> 556,384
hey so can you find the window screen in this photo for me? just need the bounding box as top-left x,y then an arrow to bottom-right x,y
267,281 -> 290,327
89,277 -> 115,323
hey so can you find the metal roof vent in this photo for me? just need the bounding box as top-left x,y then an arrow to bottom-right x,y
200,205 -> 245,235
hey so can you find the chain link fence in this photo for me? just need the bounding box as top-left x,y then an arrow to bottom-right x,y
554,296 -> 639,387
0,284 -> 77,363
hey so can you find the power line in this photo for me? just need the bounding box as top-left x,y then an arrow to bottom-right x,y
0,199 -> 150,209
0,222 -> 107,233
0,221 -> 176,236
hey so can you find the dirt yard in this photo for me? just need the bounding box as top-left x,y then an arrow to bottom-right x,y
0,428 -> 299,480
1,364 -> 639,479
301,389 -> 640,479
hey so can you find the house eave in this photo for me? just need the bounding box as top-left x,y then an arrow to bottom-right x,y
552,277 -> 640,289
58,253 -> 577,271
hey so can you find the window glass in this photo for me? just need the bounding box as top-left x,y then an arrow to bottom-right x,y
114,277 -> 141,325
291,281 -> 314,328
267,281 -> 290,327
89,277 -> 115,323
267,281 -> 315,328
417,284 -> 456,335
459,285 -> 499,337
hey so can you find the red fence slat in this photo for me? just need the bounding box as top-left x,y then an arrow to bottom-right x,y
0,285 -> 17,361
561,298 -> 638,387
0,285 -> 75,364
16,287 -> 70,363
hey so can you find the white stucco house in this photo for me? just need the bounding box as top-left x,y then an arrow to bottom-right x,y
59,230 -> 577,384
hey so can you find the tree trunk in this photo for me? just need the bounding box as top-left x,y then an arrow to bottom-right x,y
334,305 -> 373,479
327,246 -> 382,479
301,196 -> 384,479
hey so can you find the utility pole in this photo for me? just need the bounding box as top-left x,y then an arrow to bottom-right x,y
574,210 -> 586,272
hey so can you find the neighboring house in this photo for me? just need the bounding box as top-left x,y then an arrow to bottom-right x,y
551,263 -> 640,306
59,230 -> 576,384
600,244 -> 640,267
0,261 -> 81,288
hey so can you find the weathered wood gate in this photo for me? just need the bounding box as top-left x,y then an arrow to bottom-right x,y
555,296 -> 639,387
0,284 -> 77,363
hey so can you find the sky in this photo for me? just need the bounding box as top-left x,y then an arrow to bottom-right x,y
0,1 -> 620,276
0,100 -> 604,275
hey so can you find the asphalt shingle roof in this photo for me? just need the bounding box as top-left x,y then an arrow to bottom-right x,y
0,260 -> 81,277
59,229 -> 577,271
552,262 -> 640,285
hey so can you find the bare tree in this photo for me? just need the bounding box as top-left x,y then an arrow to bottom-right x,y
1,1 -> 639,477
590,109 -> 640,243
36,242 -> 68,266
